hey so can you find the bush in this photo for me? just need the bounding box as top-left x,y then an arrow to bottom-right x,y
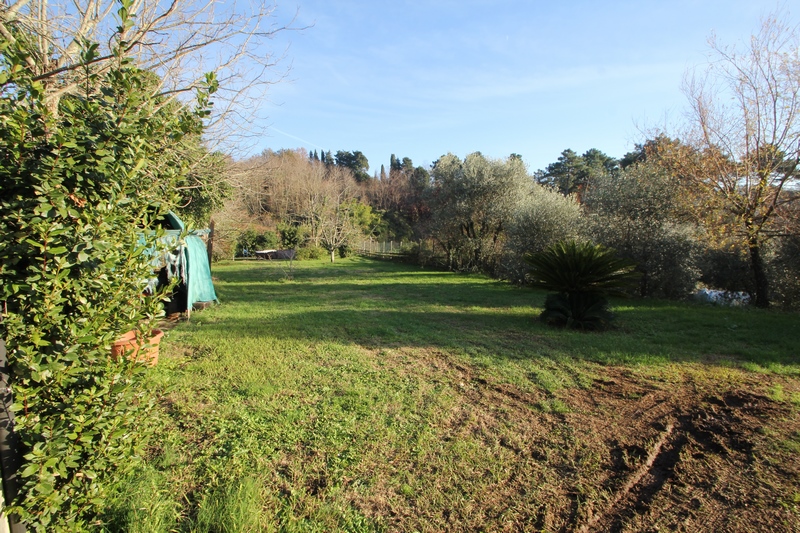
294,246 -> 326,260
0,18 -> 212,531
589,217 -> 701,298
767,234 -> 800,309
278,223 -> 306,249
338,244 -> 353,258
235,229 -> 279,257
525,241 -> 639,330
698,244 -> 754,295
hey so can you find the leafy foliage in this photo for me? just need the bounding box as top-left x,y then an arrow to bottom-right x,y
502,183 -> 584,283
0,5 -> 214,529
294,246 -> 327,260
525,241 -> 639,295
767,234 -> 800,309
428,152 -> 530,274
525,241 -> 638,330
235,229 -> 279,257
584,162 -> 701,298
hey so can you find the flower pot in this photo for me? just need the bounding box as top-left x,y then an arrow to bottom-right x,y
111,329 -> 163,366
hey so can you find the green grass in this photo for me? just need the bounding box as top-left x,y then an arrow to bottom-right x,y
104,257 -> 800,532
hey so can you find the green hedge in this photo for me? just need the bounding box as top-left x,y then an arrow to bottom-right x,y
0,8 -> 214,530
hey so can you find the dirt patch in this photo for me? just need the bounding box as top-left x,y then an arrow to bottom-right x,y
351,357 -> 800,532
564,374 -> 800,533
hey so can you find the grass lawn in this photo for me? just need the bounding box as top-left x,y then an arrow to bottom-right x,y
105,257 -> 800,532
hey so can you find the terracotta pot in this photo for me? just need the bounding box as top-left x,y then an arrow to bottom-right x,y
111,329 -> 163,366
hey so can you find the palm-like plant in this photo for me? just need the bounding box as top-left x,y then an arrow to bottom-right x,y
524,241 -> 639,330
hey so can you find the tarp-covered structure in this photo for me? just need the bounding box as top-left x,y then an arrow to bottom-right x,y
152,211 -> 218,313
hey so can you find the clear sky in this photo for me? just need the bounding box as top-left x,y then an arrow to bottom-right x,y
245,0 -> 790,173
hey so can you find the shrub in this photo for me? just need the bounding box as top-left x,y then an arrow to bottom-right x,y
767,234 -> 800,309
338,243 -> 353,258
525,241 -> 639,330
0,16 -> 213,531
278,223 -> 306,249
698,244 -> 754,295
235,229 -> 279,257
294,246 -> 326,260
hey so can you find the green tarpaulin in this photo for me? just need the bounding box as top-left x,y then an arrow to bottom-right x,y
151,212 -> 217,312
183,234 -> 217,309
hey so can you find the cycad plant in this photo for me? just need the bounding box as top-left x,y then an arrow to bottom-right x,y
524,241 -> 639,330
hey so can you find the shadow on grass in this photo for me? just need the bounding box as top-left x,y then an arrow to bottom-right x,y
199,258 -> 800,369
195,264 -> 800,369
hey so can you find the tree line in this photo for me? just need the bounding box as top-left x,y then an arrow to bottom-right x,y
219,131 -> 798,310
216,14 -> 799,309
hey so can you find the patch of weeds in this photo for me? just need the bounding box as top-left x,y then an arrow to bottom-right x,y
535,398 -> 571,414
780,431 -> 800,454
102,466 -> 179,533
528,368 -> 566,393
768,384 -> 787,403
194,477 -> 265,533
767,385 -> 800,409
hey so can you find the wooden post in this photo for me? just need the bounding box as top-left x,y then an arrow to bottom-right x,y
206,219 -> 215,270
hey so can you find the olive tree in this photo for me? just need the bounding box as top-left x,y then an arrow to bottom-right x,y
428,152 -> 529,273
583,162 -> 701,298
502,184 -> 584,282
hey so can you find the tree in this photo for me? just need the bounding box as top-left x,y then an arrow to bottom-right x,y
428,152 -> 529,273
365,154 -> 431,240
229,149 -> 373,254
584,162 -> 701,298
503,183 -> 584,282
317,189 -> 365,263
537,148 -> 617,198
682,14 -> 800,307
0,0 -> 296,147
538,149 -> 584,195
335,150 -> 370,182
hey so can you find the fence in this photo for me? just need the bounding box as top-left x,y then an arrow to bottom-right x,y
358,240 -> 409,255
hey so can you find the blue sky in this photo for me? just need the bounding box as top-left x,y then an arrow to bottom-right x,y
248,1 -> 787,173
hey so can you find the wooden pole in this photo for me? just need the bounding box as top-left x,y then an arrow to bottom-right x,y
206,219 -> 215,271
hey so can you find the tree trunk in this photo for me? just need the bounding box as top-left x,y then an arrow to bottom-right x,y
330,249 -> 335,263
749,239 -> 770,308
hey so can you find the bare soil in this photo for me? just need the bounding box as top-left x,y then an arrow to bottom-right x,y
352,351 -> 800,533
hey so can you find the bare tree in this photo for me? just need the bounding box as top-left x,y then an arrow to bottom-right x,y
682,13 -> 800,307
316,166 -> 361,262
0,0 -> 300,146
223,149 -> 366,258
